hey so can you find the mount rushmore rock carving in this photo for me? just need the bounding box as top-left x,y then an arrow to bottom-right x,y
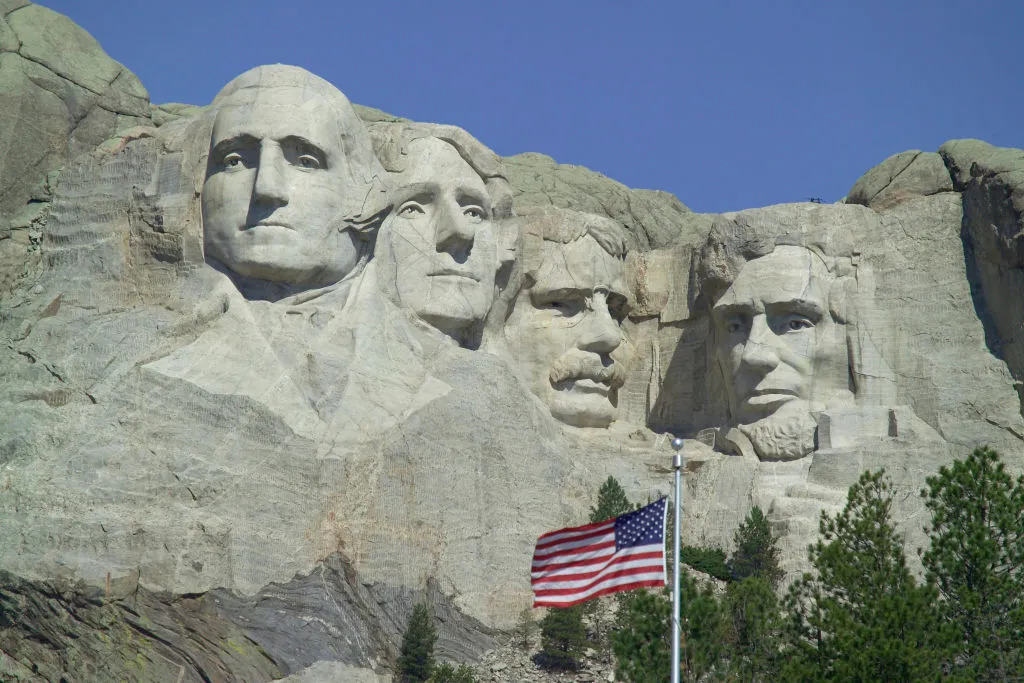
1,3 -> 1024,680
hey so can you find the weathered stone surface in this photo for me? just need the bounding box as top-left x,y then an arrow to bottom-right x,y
939,139 -> 1024,414
0,1 -> 151,295
504,151 -> 714,250
3,4 -> 1024,680
846,149 -> 953,210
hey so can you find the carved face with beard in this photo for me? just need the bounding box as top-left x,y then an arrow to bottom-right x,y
711,246 -> 853,460
504,229 -> 633,428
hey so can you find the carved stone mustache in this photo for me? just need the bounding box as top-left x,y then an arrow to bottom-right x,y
549,349 -> 626,389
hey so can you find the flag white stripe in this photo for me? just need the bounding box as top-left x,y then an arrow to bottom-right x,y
534,571 -> 666,604
532,544 -> 661,578
533,531 -> 615,558
531,498 -> 668,607
532,556 -> 665,589
535,520 -> 614,548
532,545 -> 615,570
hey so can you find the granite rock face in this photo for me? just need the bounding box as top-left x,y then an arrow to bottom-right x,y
0,0 -> 151,294
2,3 -> 1024,681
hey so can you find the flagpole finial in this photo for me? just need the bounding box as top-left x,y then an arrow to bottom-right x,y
670,437 -> 684,452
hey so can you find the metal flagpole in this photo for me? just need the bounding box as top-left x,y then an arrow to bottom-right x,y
670,437 -> 684,683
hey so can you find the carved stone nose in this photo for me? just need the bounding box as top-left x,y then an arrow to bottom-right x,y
253,143 -> 289,207
433,201 -> 475,263
577,295 -> 621,354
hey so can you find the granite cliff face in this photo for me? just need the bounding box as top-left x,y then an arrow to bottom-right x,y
2,3 -> 1023,681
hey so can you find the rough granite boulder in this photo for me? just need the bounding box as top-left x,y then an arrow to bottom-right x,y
0,0 -> 151,294
845,149 -> 953,210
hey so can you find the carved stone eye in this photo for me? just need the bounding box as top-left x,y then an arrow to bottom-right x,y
398,202 -> 425,217
224,152 -> 244,168
463,206 -> 485,222
297,154 -> 321,170
786,317 -> 813,331
725,318 -> 745,334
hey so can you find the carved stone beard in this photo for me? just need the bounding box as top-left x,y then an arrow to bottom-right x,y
737,403 -> 818,461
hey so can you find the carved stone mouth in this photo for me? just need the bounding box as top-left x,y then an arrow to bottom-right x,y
748,388 -> 798,398
553,377 -> 611,395
248,221 -> 294,231
429,269 -> 478,282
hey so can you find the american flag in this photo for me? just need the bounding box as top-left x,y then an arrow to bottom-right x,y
531,498 -> 668,607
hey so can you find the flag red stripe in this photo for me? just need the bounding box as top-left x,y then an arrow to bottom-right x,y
535,518 -> 614,543
533,530 -> 615,558
532,545 -> 661,577
533,578 -> 665,607
530,498 -> 668,607
532,539 -> 616,567
531,550 -> 664,583
533,564 -> 664,596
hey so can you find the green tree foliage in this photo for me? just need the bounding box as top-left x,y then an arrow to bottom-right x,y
512,606 -> 538,652
612,576 -> 725,683
922,446 -> 1024,679
782,469 -> 953,681
679,545 -> 730,581
398,603 -> 437,683
724,576 -> 780,681
612,589 -> 670,683
587,476 -> 638,659
729,506 -> 783,587
538,605 -> 587,670
590,475 -> 633,523
427,663 -> 477,683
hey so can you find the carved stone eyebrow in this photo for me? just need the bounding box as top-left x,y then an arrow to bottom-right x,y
530,285 -> 586,303
455,187 -> 491,213
211,133 -> 258,160
712,300 -> 755,317
764,297 -> 825,319
394,182 -> 442,204
279,135 -> 329,161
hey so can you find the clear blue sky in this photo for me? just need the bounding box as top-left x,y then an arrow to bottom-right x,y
37,1 -> 1022,214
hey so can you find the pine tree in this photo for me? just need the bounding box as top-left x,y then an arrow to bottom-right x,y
611,589 -> 671,683
922,446 -> 1024,679
587,475 -> 635,658
729,506 -> 783,587
782,469 -> 953,681
590,475 -> 633,523
512,606 -> 538,652
538,604 -> 587,670
612,576 -> 725,683
398,603 -> 437,683
724,576 -> 780,682
427,663 -> 477,682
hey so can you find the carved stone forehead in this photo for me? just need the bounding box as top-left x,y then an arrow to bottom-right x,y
533,236 -> 628,299
693,203 -> 865,309
391,137 -> 487,193
212,64 -> 352,109
713,245 -> 831,310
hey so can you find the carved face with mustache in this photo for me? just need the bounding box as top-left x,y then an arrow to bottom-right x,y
504,233 -> 633,428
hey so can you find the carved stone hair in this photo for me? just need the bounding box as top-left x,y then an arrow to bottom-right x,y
692,206 -> 858,322
205,64 -> 389,227
368,122 -> 514,220
515,206 -> 629,281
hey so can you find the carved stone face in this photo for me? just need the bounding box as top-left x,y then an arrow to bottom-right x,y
379,137 -> 497,342
711,245 -> 850,429
202,86 -> 359,287
504,235 -> 633,428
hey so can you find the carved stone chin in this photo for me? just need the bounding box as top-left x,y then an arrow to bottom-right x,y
738,404 -> 819,461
